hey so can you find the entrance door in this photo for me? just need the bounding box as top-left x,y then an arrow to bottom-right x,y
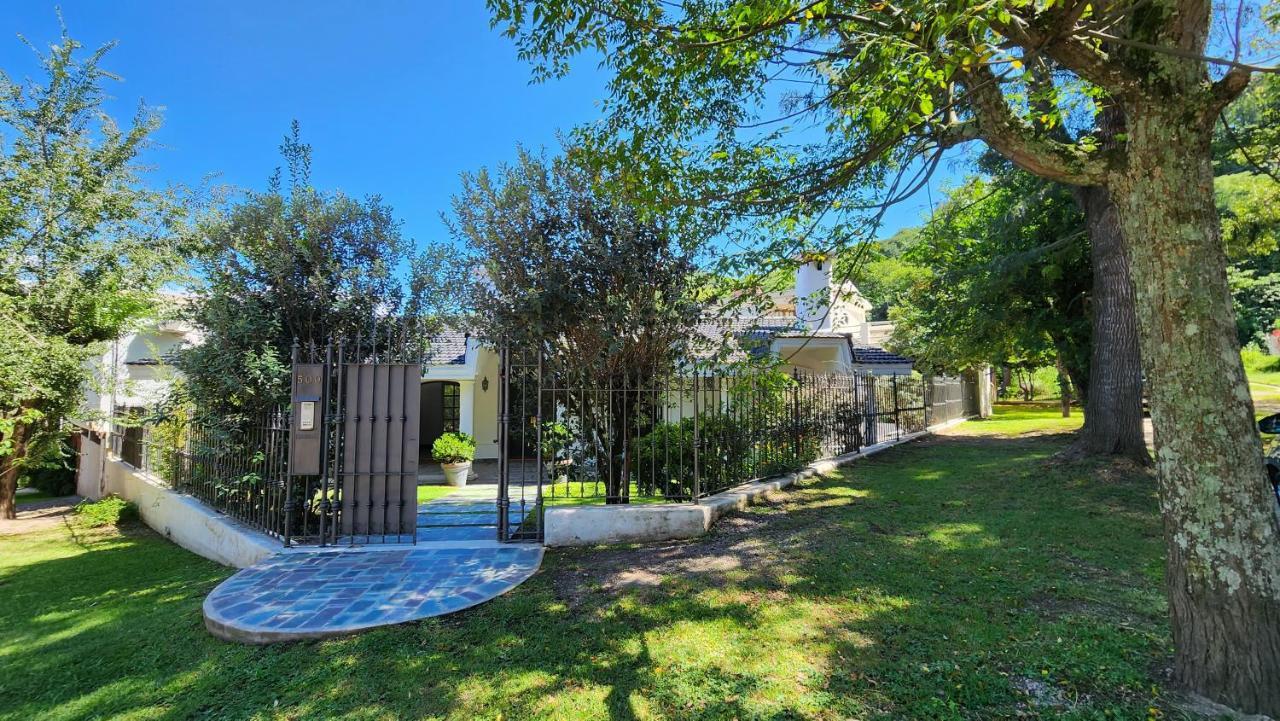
420,381 -> 460,459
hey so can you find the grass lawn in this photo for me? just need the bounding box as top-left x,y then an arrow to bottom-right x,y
13,489 -> 58,505
417,484 -> 460,504
2,403 -> 1180,720
949,400 -> 1085,437
542,480 -> 677,506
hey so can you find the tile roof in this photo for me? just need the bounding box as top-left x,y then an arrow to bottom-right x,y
850,345 -> 913,365
420,318 -> 913,367
424,332 -> 469,366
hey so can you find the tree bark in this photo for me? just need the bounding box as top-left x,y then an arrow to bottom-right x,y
1110,108 -> 1280,716
1055,355 -> 1071,417
1067,184 -> 1151,463
0,421 -> 29,520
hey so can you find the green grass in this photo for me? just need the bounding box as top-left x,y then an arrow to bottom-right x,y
416,484 -> 460,504
1,408 -> 1181,720
1243,347 -> 1280,385
542,480 -> 677,506
949,400 -> 1085,437
13,489 -> 56,505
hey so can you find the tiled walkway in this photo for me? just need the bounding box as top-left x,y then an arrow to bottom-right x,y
203,485 -> 543,643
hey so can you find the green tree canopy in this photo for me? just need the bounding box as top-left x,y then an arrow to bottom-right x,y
176,123 -> 463,421
0,29 -> 188,517
889,162 -> 1090,384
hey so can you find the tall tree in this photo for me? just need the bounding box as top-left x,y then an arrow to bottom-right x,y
177,123 -> 462,421
451,149 -> 704,502
0,30 -> 186,519
889,161 -> 1092,393
490,0 -> 1280,712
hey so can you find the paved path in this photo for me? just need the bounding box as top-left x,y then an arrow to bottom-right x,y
203,485 -> 542,643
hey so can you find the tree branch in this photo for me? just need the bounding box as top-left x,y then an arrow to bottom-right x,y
950,64 -> 1108,186
1203,65 -> 1253,123
993,12 -> 1145,98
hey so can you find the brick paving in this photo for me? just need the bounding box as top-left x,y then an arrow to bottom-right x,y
203,486 -> 543,643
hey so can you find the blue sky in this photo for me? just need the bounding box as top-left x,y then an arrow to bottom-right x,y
3,1 -> 953,250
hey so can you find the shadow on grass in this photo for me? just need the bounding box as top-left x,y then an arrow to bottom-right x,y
1,431 -> 1171,721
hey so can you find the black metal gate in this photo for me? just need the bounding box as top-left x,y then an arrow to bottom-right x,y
285,339 -> 421,546
496,344 -> 546,542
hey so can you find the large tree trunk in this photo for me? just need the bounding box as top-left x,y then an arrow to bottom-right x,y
1068,184 -> 1151,463
1111,109 -> 1280,716
0,420 -> 29,520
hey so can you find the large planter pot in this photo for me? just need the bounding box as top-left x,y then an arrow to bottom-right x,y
441,461 -> 471,487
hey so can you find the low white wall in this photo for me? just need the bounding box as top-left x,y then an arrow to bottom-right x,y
77,437 -> 279,568
545,420 -> 964,547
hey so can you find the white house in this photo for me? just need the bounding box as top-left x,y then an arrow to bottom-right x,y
418,256 -> 913,461
81,295 -> 201,429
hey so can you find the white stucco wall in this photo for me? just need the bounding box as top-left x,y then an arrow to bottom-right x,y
471,348 -> 502,460
76,435 -> 278,568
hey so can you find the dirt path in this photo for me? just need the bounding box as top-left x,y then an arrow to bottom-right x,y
0,496 -> 80,536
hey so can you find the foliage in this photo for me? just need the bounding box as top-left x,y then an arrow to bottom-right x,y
537,420 -> 574,467
177,122 -> 464,422
0,29 -> 187,516
453,148 -> 704,368
71,495 -> 139,528
451,148 -> 707,501
0,407 -> 1185,720
633,366 -> 821,497
431,432 -> 475,464
19,437 -> 76,497
1214,172 -> 1280,346
889,164 -> 1090,386
1215,72 -> 1280,179
832,229 -> 928,321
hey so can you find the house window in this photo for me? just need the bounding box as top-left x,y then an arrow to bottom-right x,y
441,383 -> 460,433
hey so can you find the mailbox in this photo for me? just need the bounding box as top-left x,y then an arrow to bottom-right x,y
289,364 -> 325,475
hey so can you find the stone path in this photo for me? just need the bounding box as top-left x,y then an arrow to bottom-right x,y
203,484 -> 543,643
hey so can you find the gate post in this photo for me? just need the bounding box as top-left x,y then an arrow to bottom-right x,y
924,375 -> 932,430
282,341 -> 299,547
317,340 -> 333,546
692,371 -> 700,501
496,342 -> 510,540
893,374 -> 901,440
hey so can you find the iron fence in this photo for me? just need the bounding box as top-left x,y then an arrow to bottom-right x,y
500,352 -> 978,508
101,410 -> 293,540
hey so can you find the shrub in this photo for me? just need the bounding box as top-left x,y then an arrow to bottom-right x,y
631,411 -> 822,498
73,495 -> 139,528
432,432 -> 476,464
21,437 -> 76,497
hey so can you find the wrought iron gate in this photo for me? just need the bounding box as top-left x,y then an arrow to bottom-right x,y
285,339 -> 421,546
496,344 -> 545,542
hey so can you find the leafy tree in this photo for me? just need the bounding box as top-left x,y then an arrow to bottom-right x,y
832,228 -> 927,321
1211,75 -> 1280,347
1217,171 -> 1280,345
176,123 -> 463,422
0,31 -> 187,518
1215,70 -> 1280,179
890,166 -> 1091,385
490,0 -> 1280,710
451,149 -> 705,502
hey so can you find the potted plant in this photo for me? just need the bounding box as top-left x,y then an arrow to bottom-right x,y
432,432 -> 475,487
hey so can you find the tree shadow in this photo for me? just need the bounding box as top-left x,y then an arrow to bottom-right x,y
2,433 -> 1170,720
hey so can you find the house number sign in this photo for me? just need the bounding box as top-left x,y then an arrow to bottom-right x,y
290,364 -> 325,475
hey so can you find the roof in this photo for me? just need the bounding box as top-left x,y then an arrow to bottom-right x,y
424,333 -> 468,366
850,345 -> 913,366
420,317 -> 913,367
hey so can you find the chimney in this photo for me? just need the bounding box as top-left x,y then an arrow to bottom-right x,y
794,254 -> 832,331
